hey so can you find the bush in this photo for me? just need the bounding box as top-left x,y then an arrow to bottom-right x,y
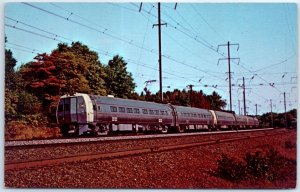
215,147 -> 295,182
5,121 -> 62,140
216,154 -> 246,181
285,140 -> 296,149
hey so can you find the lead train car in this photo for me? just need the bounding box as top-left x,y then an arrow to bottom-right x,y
56,93 -> 259,136
57,93 -> 174,136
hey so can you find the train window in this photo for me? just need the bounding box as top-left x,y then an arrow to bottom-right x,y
193,113 -> 197,117
155,110 -> 159,115
127,108 -> 133,113
110,106 -> 117,112
142,109 -> 148,114
118,107 -> 125,113
134,108 -> 140,114
149,110 -> 154,115
98,106 -> 101,111
160,111 -> 164,115
165,111 -> 168,115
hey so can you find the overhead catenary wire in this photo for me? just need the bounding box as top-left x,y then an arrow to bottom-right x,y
121,2 -> 297,95
25,2 -> 225,82
28,2 -> 233,87
137,3 -> 293,93
5,24 -> 62,42
23,2 -> 155,54
190,4 -> 226,42
5,45 -> 40,54
4,15 -> 214,87
7,3 -> 296,112
50,2 -> 296,97
6,42 -> 44,53
5,21 -> 201,89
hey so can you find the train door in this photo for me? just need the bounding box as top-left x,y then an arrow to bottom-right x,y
70,97 -> 78,122
56,97 -> 78,124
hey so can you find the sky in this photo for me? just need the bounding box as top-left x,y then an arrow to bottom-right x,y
3,1 -> 298,115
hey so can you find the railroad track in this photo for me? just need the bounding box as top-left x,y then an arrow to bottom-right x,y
5,128 -> 274,147
5,128 -> 289,171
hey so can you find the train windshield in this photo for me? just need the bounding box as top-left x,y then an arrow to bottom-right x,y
57,96 -> 85,124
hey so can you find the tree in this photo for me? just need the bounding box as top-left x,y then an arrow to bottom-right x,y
105,55 -> 136,98
5,37 -> 24,117
206,91 -> 227,110
192,90 -> 211,109
57,42 -> 107,95
20,42 -> 107,120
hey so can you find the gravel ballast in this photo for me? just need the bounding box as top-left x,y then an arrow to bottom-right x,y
5,129 -> 296,188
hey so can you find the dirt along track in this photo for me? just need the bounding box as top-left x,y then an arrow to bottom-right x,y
5,128 -> 278,166
5,128 -> 296,188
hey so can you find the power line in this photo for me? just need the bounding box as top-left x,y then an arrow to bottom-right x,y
6,42 -> 44,53
190,5 -> 226,42
4,15 -> 213,86
130,3 -> 295,95
23,2 -> 154,54
6,22 -> 200,89
13,3 -> 296,100
5,16 -> 73,42
253,54 -> 296,72
135,4 -> 154,84
24,2 -> 225,82
5,24 -> 62,42
143,4 -> 289,93
5,45 -> 39,54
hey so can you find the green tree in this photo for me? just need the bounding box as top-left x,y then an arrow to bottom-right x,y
57,42 -> 107,95
5,37 -> 24,117
20,42 -> 107,120
105,55 -> 136,98
206,91 -> 227,110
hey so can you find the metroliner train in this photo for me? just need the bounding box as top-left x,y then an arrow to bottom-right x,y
56,93 -> 259,136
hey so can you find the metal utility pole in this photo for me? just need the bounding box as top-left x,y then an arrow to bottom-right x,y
270,99 -> 274,128
243,77 -> 246,116
218,42 -> 240,112
187,84 -> 194,107
158,3 -> 162,102
238,100 -> 241,115
284,92 -> 287,128
255,104 -> 258,116
152,3 -> 167,102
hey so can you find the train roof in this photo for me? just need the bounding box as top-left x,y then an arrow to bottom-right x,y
213,110 -> 236,117
172,105 -> 211,114
90,94 -> 172,110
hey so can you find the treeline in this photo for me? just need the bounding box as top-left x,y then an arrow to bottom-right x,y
258,109 -> 297,128
5,40 -> 227,129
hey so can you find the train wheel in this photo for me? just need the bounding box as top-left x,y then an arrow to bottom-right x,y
60,125 -> 69,137
178,125 -> 185,133
94,124 -> 109,136
161,125 -> 168,134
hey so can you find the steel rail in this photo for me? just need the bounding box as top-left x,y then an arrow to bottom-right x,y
5,128 -> 275,147
5,129 -> 290,171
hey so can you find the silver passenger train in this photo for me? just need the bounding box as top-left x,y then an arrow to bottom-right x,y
56,93 -> 259,136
